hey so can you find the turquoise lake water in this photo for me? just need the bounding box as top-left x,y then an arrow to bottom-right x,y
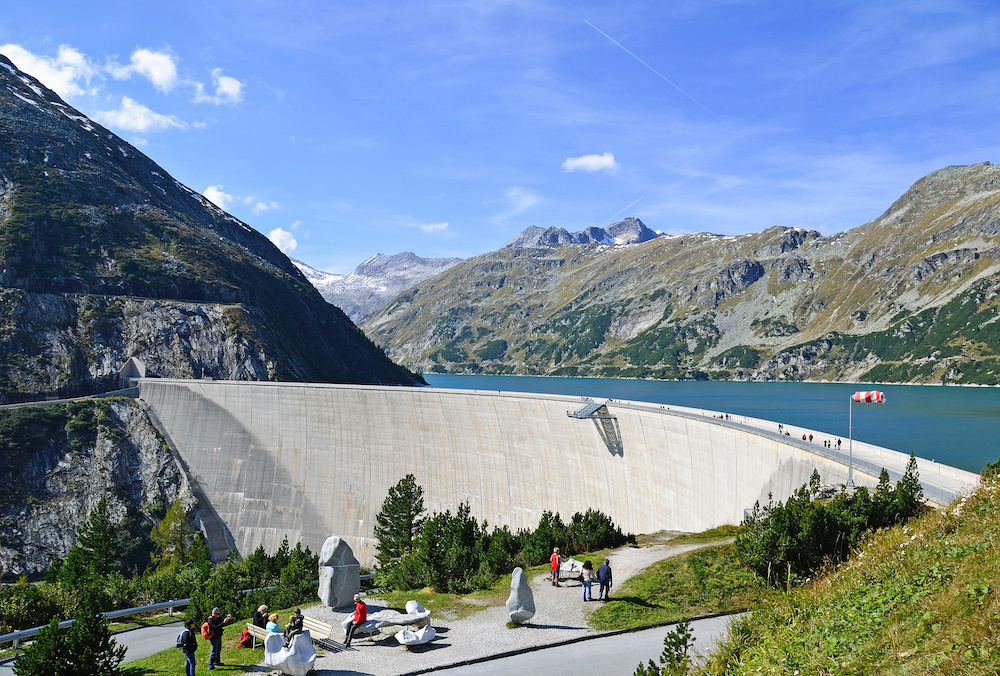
424,374 -> 1000,473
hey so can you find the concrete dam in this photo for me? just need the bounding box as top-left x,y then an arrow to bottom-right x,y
138,379 -> 979,565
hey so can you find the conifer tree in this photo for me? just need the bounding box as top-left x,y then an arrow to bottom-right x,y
894,452 -> 924,520
373,474 -> 426,570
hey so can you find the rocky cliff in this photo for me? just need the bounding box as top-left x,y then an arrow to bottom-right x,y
0,55 -> 421,401
0,398 -> 192,579
364,163 -> 1000,385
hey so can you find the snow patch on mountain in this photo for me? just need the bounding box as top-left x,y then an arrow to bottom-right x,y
293,253 -> 462,321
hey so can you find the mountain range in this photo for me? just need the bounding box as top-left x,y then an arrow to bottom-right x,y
501,216 -> 661,248
293,252 -> 462,322
362,163 -> 1000,385
0,55 -> 420,400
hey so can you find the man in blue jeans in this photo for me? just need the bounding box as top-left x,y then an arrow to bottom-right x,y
597,558 -> 613,601
206,607 -> 232,670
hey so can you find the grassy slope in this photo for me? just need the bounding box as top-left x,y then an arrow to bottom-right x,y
699,477 -> 1000,675
589,542 -> 771,631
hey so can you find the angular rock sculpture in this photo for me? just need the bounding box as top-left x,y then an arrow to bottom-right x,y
264,630 -> 316,676
396,624 -> 436,648
317,536 -> 360,608
506,566 -> 535,624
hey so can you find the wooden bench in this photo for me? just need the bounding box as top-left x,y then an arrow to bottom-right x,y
302,616 -> 340,651
245,623 -> 270,649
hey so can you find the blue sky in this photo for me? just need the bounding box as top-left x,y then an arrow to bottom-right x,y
3,1 -> 999,273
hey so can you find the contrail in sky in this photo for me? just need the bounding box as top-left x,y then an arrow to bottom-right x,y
600,196 -> 644,226
584,20 -> 716,118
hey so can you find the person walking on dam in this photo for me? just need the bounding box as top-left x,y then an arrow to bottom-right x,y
597,558 -> 613,600
550,547 -> 562,586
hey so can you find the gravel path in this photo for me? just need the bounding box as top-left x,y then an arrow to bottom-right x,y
292,539 -> 726,676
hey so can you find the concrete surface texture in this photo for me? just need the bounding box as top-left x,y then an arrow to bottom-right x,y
137,380 -> 979,565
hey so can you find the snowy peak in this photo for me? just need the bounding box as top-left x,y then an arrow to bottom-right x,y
294,253 -> 462,321
502,217 -> 660,248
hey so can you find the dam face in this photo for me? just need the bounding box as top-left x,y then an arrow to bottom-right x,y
138,379 -> 978,565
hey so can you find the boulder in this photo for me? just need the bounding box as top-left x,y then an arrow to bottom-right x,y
317,536 -> 360,608
505,566 -> 535,624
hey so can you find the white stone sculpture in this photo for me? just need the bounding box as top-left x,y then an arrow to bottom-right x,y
560,557 -> 584,580
396,624 -> 436,647
506,566 -> 535,623
263,630 -> 316,676
340,600 -> 431,635
317,535 -> 360,608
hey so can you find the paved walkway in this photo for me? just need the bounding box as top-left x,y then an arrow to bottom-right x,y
410,613 -> 740,676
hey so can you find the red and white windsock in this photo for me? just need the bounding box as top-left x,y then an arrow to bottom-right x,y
852,391 -> 885,403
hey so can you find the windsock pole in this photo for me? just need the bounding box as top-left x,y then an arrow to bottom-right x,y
849,397 -> 854,487
849,391 -> 886,488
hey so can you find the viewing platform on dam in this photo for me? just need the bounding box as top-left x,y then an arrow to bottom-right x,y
136,379 -> 980,564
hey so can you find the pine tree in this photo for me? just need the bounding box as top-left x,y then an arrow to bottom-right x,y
894,452 -> 924,520
151,499 -> 198,566
373,474 -> 427,570
62,587 -> 127,675
59,496 -> 118,587
12,588 -> 125,676
12,618 -> 68,676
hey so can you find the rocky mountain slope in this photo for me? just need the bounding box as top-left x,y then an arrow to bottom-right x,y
364,163 -> 1000,385
0,55 -> 420,401
0,397 -> 191,579
293,252 -> 462,321
501,216 -> 660,248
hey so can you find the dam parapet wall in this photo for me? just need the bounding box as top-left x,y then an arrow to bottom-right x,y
137,379 -> 979,565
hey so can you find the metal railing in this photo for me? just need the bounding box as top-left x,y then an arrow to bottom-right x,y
0,598 -> 190,649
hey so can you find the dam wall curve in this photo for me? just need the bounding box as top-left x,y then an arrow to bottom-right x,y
137,379 -> 979,565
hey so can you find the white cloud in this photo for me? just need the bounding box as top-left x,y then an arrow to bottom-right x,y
421,222 -> 449,233
269,227 -> 297,252
0,43 -> 98,98
506,187 -> 540,212
109,48 -> 178,93
289,220 -> 302,230
203,185 -> 233,209
490,187 -> 541,224
562,152 -> 619,173
92,96 -> 186,132
252,201 -> 280,215
193,68 -> 244,105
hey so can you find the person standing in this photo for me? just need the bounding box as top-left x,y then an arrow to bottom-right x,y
344,594 -> 367,647
550,547 -> 561,586
206,607 -> 232,670
597,558 -> 613,600
581,560 -> 594,601
180,618 -> 198,676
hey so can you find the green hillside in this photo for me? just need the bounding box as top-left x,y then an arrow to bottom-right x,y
699,474 -> 1000,674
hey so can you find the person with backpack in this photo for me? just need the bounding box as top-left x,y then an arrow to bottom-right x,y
204,607 -> 232,670
177,618 -> 198,676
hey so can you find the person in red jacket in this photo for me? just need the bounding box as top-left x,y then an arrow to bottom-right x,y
344,594 -> 368,647
550,547 -> 561,587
